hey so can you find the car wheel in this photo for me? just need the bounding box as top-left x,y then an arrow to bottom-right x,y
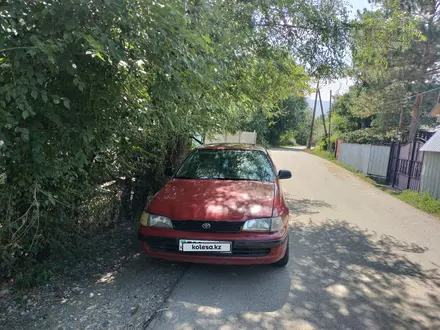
273,237 -> 289,267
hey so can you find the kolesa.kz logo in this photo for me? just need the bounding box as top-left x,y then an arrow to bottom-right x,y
192,244 -> 222,250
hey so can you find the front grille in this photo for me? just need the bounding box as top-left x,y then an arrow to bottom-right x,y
146,237 -> 270,257
147,237 -> 179,252
232,247 -> 271,257
172,220 -> 244,233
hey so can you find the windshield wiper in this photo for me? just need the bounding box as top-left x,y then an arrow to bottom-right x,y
207,177 -> 255,181
175,176 -> 225,180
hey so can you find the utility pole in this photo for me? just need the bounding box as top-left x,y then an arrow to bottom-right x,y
409,93 -> 423,140
318,89 -> 328,137
434,91 -> 440,124
328,90 -> 332,152
398,104 -> 404,133
307,81 -> 319,149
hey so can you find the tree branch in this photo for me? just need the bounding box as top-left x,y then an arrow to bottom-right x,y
255,23 -> 317,31
426,67 -> 440,74
0,46 -> 38,53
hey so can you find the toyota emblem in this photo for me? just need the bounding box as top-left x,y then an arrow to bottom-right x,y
202,223 -> 211,229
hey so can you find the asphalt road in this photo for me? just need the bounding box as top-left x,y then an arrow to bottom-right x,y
148,148 -> 440,330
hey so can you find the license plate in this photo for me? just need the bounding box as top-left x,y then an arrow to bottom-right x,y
179,239 -> 232,253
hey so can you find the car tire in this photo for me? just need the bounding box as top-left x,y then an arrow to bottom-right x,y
273,237 -> 289,267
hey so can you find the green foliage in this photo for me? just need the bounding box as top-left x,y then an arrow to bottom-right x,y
317,137 -> 329,150
368,0 -> 440,84
396,191 -> 440,218
352,0 -> 424,78
243,96 -> 311,146
0,0 -> 353,281
341,129 -> 400,145
279,131 -> 298,146
305,148 -> 335,161
254,0 -> 352,77
337,0 -> 440,137
295,109 -> 313,146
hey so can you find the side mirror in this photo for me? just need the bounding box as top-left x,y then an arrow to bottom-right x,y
164,167 -> 174,177
278,170 -> 292,180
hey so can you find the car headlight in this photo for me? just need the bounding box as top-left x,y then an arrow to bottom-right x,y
140,210 -> 149,226
139,211 -> 173,229
242,216 -> 283,232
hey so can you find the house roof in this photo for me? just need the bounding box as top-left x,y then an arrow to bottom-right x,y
421,129 -> 440,152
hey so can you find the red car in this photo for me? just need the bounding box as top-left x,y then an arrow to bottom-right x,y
138,144 -> 291,266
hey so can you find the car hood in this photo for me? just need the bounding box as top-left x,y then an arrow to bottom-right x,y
147,179 -> 275,221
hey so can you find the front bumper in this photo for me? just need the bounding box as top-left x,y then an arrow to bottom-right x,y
138,228 -> 288,265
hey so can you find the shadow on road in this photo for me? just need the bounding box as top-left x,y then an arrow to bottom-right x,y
281,219 -> 440,329
286,197 -> 333,216
170,263 -> 290,313
157,219 -> 440,329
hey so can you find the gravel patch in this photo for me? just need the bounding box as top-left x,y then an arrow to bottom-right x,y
0,223 -> 187,329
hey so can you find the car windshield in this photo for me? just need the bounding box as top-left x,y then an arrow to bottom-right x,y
175,149 -> 275,182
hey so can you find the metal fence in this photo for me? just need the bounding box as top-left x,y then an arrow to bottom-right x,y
368,145 -> 392,178
338,143 -> 391,178
204,131 -> 257,145
420,152 -> 440,199
388,139 -> 426,191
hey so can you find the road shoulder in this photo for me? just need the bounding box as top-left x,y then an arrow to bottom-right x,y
0,223 -> 186,329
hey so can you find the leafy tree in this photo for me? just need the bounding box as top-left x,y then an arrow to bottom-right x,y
268,97 -> 310,146
369,0 -> 440,83
0,0 -> 353,279
331,87 -> 365,135
253,0 -> 352,77
243,96 -> 310,146
341,0 -> 439,136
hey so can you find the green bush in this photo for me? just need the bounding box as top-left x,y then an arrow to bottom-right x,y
341,129 -> 400,145
317,137 -> 329,150
279,131 -> 298,146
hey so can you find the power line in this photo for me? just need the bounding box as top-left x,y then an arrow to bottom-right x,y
380,86 -> 440,108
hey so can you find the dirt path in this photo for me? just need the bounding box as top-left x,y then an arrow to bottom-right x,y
3,148 -> 440,329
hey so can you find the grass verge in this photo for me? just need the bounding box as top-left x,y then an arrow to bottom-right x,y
395,191 -> 440,218
304,149 -> 377,185
304,148 -> 440,218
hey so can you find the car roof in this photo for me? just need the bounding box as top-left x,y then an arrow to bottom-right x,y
196,143 -> 268,153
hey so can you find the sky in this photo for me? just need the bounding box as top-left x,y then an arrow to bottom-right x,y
316,0 -> 373,102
